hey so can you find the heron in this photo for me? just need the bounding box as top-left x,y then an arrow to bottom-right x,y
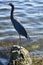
9,3 -> 31,43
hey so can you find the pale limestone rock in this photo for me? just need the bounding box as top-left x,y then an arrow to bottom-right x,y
11,45 -> 32,65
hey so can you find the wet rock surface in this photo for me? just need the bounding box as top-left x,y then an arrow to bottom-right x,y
11,45 -> 32,65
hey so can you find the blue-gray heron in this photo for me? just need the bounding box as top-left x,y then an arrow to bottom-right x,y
9,3 -> 30,43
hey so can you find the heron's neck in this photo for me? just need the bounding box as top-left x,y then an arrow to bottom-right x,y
10,8 -> 14,20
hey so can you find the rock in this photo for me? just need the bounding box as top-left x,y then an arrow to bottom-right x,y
11,45 -> 32,65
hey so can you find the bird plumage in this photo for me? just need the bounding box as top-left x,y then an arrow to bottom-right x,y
9,3 -> 30,39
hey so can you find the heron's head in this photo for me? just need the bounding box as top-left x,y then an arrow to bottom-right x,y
9,3 -> 14,10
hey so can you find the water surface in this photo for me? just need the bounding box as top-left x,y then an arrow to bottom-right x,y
0,0 -> 43,40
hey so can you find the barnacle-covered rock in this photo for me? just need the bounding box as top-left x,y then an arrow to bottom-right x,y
11,45 -> 32,65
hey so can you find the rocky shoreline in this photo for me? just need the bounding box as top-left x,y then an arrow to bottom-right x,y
0,38 -> 43,65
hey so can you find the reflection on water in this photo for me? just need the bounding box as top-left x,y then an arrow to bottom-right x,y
0,0 -> 43,40
0,58 -> 9,65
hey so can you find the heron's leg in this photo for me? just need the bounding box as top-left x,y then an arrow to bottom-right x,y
19,35 -> 21,52
19,35 -> 21,45
19,35 -> 22,60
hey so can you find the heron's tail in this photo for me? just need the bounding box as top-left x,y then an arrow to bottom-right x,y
27,35 -> 32,41
27,35 -> 37,43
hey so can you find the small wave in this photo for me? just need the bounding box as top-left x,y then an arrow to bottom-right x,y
33,0 -> 43,4
0,29 -> 16,33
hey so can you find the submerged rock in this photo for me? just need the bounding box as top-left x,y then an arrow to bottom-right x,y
10,45 -> 32,65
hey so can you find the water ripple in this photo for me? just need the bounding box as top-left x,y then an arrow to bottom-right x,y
0,0 -> 43,40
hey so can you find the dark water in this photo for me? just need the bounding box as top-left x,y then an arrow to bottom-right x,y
0,0 -> 43,40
